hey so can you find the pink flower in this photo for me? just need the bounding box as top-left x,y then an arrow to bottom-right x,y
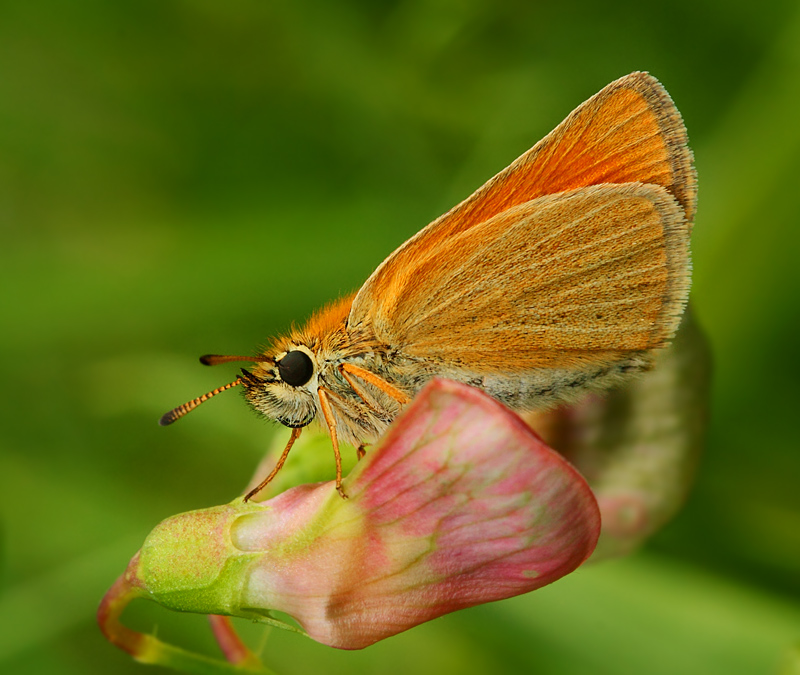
99,379 -> 600,669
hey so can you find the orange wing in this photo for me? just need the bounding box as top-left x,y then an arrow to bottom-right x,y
354,183 -> 690,371
350,72 -> 695,330
347,72 -> 694,371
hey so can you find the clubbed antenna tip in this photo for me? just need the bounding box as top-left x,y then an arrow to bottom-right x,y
200,354 -> 261,366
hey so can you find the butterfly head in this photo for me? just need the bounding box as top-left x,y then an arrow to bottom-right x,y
239,347 -> 318,428
159,348 -> 319,429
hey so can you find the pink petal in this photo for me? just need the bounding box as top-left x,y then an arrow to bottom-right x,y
241,379 -> 600,648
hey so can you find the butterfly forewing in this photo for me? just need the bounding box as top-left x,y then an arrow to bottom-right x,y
350,72 -> 695,324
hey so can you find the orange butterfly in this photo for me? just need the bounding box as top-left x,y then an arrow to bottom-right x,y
161,72 -> 695,500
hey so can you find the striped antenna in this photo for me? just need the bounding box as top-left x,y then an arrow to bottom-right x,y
159,378 -> 242,426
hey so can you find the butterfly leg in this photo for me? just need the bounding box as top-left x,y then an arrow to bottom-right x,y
317,386 -> 347,499
340,363 -> 411,405
339,366 -> 380,412
357,443 -> 369,460
243,426 -> 302,502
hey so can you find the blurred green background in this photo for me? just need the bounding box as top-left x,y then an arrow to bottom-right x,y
1,1 -> 799,673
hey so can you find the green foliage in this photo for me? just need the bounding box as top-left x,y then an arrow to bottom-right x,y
1,1 -> 799,673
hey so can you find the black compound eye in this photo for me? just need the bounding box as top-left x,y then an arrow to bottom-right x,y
278,350 -> 314,387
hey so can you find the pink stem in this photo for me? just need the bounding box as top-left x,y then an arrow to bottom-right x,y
97,553 -> 148,656
209,615 -> 262,666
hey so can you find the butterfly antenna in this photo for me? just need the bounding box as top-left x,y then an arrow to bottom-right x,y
159,378 -> 242,426
200,354 -> 261,366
